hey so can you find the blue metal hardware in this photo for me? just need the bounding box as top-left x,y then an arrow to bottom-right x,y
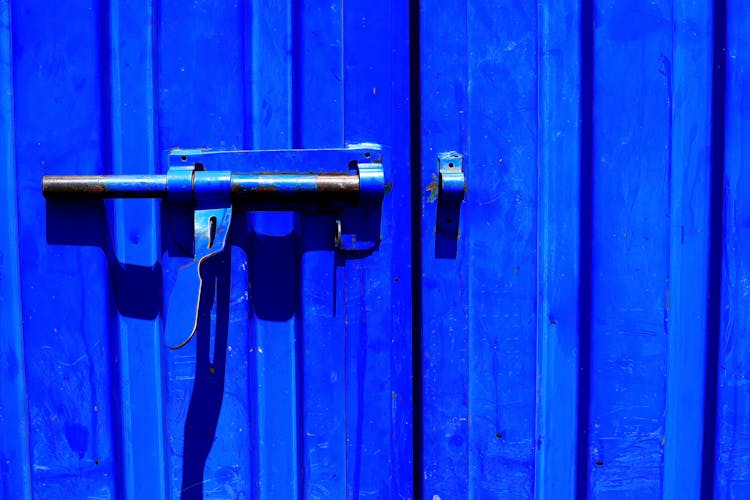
42,145 -> 385,349
356,161 -> 386,201
163,145 -> 386,252
433,152 -> 466,259
437,151 -> 466,202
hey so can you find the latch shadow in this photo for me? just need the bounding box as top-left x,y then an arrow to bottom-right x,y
435,199 -> 462,259
45,200 -> 373,498
179,252 -> 230,500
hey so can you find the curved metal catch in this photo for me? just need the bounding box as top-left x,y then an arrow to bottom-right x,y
164,206 -> 232,349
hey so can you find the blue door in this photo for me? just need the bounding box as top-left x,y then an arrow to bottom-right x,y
3,1 -> 750,499
0,0 -> 411,498
417,1 -> 750,499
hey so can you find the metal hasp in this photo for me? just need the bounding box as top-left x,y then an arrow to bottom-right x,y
42,144 -> 386,349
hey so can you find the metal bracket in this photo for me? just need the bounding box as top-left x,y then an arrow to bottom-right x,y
438,151 -> 466,202
162,145 -> 385,253
435,152 -> 466,259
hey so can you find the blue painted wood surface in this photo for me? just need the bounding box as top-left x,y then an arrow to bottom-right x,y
1,0 -> 749,498
588,1 -> 672,495
0,2 -> 31,498
663,1 -> 713,498
536,1 -> 582,497
716,1 -> 750,498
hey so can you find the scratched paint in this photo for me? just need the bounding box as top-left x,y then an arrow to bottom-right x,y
420,0 -> 538,497
3,0 -> 411,497
3,0 -> 748,499
419,1 -> 738,499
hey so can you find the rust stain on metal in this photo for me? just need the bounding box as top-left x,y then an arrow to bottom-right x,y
43,176 -> 106,198
316,175 -> 359,193
426,181 -> 439,202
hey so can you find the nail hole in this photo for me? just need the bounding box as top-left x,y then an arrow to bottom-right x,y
208,216 -> 217,249
448,162 -> 454,168
181,155 -> 187,162
364,152 -> 371,158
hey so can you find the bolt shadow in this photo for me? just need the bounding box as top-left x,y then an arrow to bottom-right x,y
173,210 -> 348,498
234,212 -> 300,323
45,198 -> 162,320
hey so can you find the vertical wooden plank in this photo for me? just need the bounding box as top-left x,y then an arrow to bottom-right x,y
343,0 -> 412,497
421,0 -> 541,495
105,0 -> 169,496
419,0 -> 469,496
248,1 -> 299,497
662,0 -> 713,498
535,0 -> 581,497
715,0 -> 750,496
0,1 -> 32,497
295,2 -> 346,497
588,1 -> 673,496
466,1 -> 539,496
294,1 -> 344,148
250,0 -> 292,149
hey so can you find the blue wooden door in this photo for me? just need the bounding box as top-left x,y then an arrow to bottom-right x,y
0,0 -> 411,498
4,0 -> 750,499
417,1 -> 750,499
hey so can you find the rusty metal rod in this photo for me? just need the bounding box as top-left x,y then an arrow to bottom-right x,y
42,173 -> 361,201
